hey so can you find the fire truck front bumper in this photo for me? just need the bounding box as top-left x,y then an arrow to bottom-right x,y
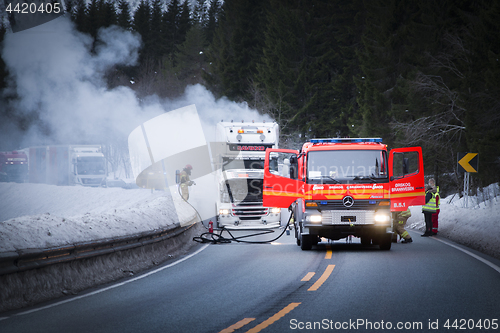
300,209 -> 392,239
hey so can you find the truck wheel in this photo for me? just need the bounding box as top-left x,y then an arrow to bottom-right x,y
361,237 -> 371,246
300,235 -> 313,250
294,224 -> 300,246
379,234 -> 392,250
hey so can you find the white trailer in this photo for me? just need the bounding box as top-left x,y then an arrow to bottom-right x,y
213,121 -> 281,229
28,145 -> 106,187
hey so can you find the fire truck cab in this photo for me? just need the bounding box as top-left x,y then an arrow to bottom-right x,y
263,138 -> 424,250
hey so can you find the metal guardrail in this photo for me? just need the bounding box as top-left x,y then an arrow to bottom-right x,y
0,222 -> 194,276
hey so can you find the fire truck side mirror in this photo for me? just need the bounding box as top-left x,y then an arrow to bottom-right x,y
402,157 -> 410,175
289,155 -> 298,179
269,156 -> 278,172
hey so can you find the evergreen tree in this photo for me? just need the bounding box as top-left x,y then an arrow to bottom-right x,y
178,1 -> 192,46
355,0 -> 428,143
257,0 -> 348,138
205,0 -> 221,45
0,21 -> 8,91
174,23 -> 207,85
72,0 -> 88,33
193,0 -> 208,26
101,1 -> 117,28
162,0 -> 182,57
205,0 -> 268,101
133,0 -> 152,62
150,0 -> 164,59
86,0 -> 101,39
117,0 -> 132,30
331,0 -> 365,138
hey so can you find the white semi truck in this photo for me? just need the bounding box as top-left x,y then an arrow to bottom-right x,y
28,145 -> 107,187
213,121 -> 281,229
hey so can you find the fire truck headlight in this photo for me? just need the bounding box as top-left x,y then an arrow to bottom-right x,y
374,213 -> 390,223
306,215 -> 322,223
270,207 -> 281,214
219,209 -> 229,215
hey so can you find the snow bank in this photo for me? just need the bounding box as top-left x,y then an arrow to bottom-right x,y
407,184 -> 500,259
0,182 -> 196,252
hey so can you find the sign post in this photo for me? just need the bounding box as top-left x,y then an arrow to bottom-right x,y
457,153 -> 478,208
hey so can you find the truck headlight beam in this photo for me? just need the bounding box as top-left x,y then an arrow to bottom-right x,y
374,213 -> 390,223
219,209 -> 229,215
306,215 -> 322,223
270,207 -> 281,214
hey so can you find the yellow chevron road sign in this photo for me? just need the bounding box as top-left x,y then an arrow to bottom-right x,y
457,152 -> 478,173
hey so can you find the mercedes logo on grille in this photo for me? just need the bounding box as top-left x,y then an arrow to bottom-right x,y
343,196 -> 354,208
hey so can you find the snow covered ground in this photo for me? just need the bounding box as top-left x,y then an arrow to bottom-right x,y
406,183 -> 500,259
0,182 -> 196,253
0,182 -> 499,260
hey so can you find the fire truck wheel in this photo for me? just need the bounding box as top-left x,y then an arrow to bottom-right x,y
300,235 -> 313,250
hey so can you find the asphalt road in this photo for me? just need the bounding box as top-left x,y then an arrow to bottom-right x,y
1,229 -> 500,333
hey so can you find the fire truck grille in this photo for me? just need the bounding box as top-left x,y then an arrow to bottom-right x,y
321,200 -> 380,210
321,210 -> 375,225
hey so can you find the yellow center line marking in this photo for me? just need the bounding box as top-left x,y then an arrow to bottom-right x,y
308,265 -> 335,291
325,245 -> 332,259
301,272 -> 315,281
219,318 -> 256,333
245,302 -> 301,333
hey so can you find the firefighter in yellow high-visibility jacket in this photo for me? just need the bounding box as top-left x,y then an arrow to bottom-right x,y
394,208 -> 413,243
179,164 -> 195,200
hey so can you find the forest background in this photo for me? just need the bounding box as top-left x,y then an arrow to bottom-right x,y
0,0 -> 499,197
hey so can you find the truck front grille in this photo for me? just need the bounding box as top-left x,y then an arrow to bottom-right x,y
321,210 -> 374,225
232,207 -> 268,218
319,200 -> 380,210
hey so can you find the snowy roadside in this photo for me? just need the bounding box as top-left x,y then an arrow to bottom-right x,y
0,182 -> 499,260
406,185 -> 500,260
0,182 -> 196,253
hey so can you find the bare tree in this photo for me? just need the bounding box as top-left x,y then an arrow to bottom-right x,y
391,72 -> 466,148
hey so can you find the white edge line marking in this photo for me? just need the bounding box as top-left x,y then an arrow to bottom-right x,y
8,244 -> 210,319
432,236 -> 500,274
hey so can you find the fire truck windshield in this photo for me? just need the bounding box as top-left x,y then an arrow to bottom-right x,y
307,150 -> 388,183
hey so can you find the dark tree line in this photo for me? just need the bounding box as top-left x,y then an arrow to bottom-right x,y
205,0 -> 500,193
62,0 -> 221,96
1,0 -> 499,192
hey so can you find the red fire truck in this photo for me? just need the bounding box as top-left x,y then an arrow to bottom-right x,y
263,138 -> 425,250
0,150 -> 28,182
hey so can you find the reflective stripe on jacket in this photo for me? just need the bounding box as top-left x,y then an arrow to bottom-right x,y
422,191 -> 437,212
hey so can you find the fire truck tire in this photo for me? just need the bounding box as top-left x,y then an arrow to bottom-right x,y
300,235 -> 313,250
379,234 -> 392,250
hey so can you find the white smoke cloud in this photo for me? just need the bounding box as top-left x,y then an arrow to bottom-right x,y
1,15 -> 273,150
1,16 -> 157,147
